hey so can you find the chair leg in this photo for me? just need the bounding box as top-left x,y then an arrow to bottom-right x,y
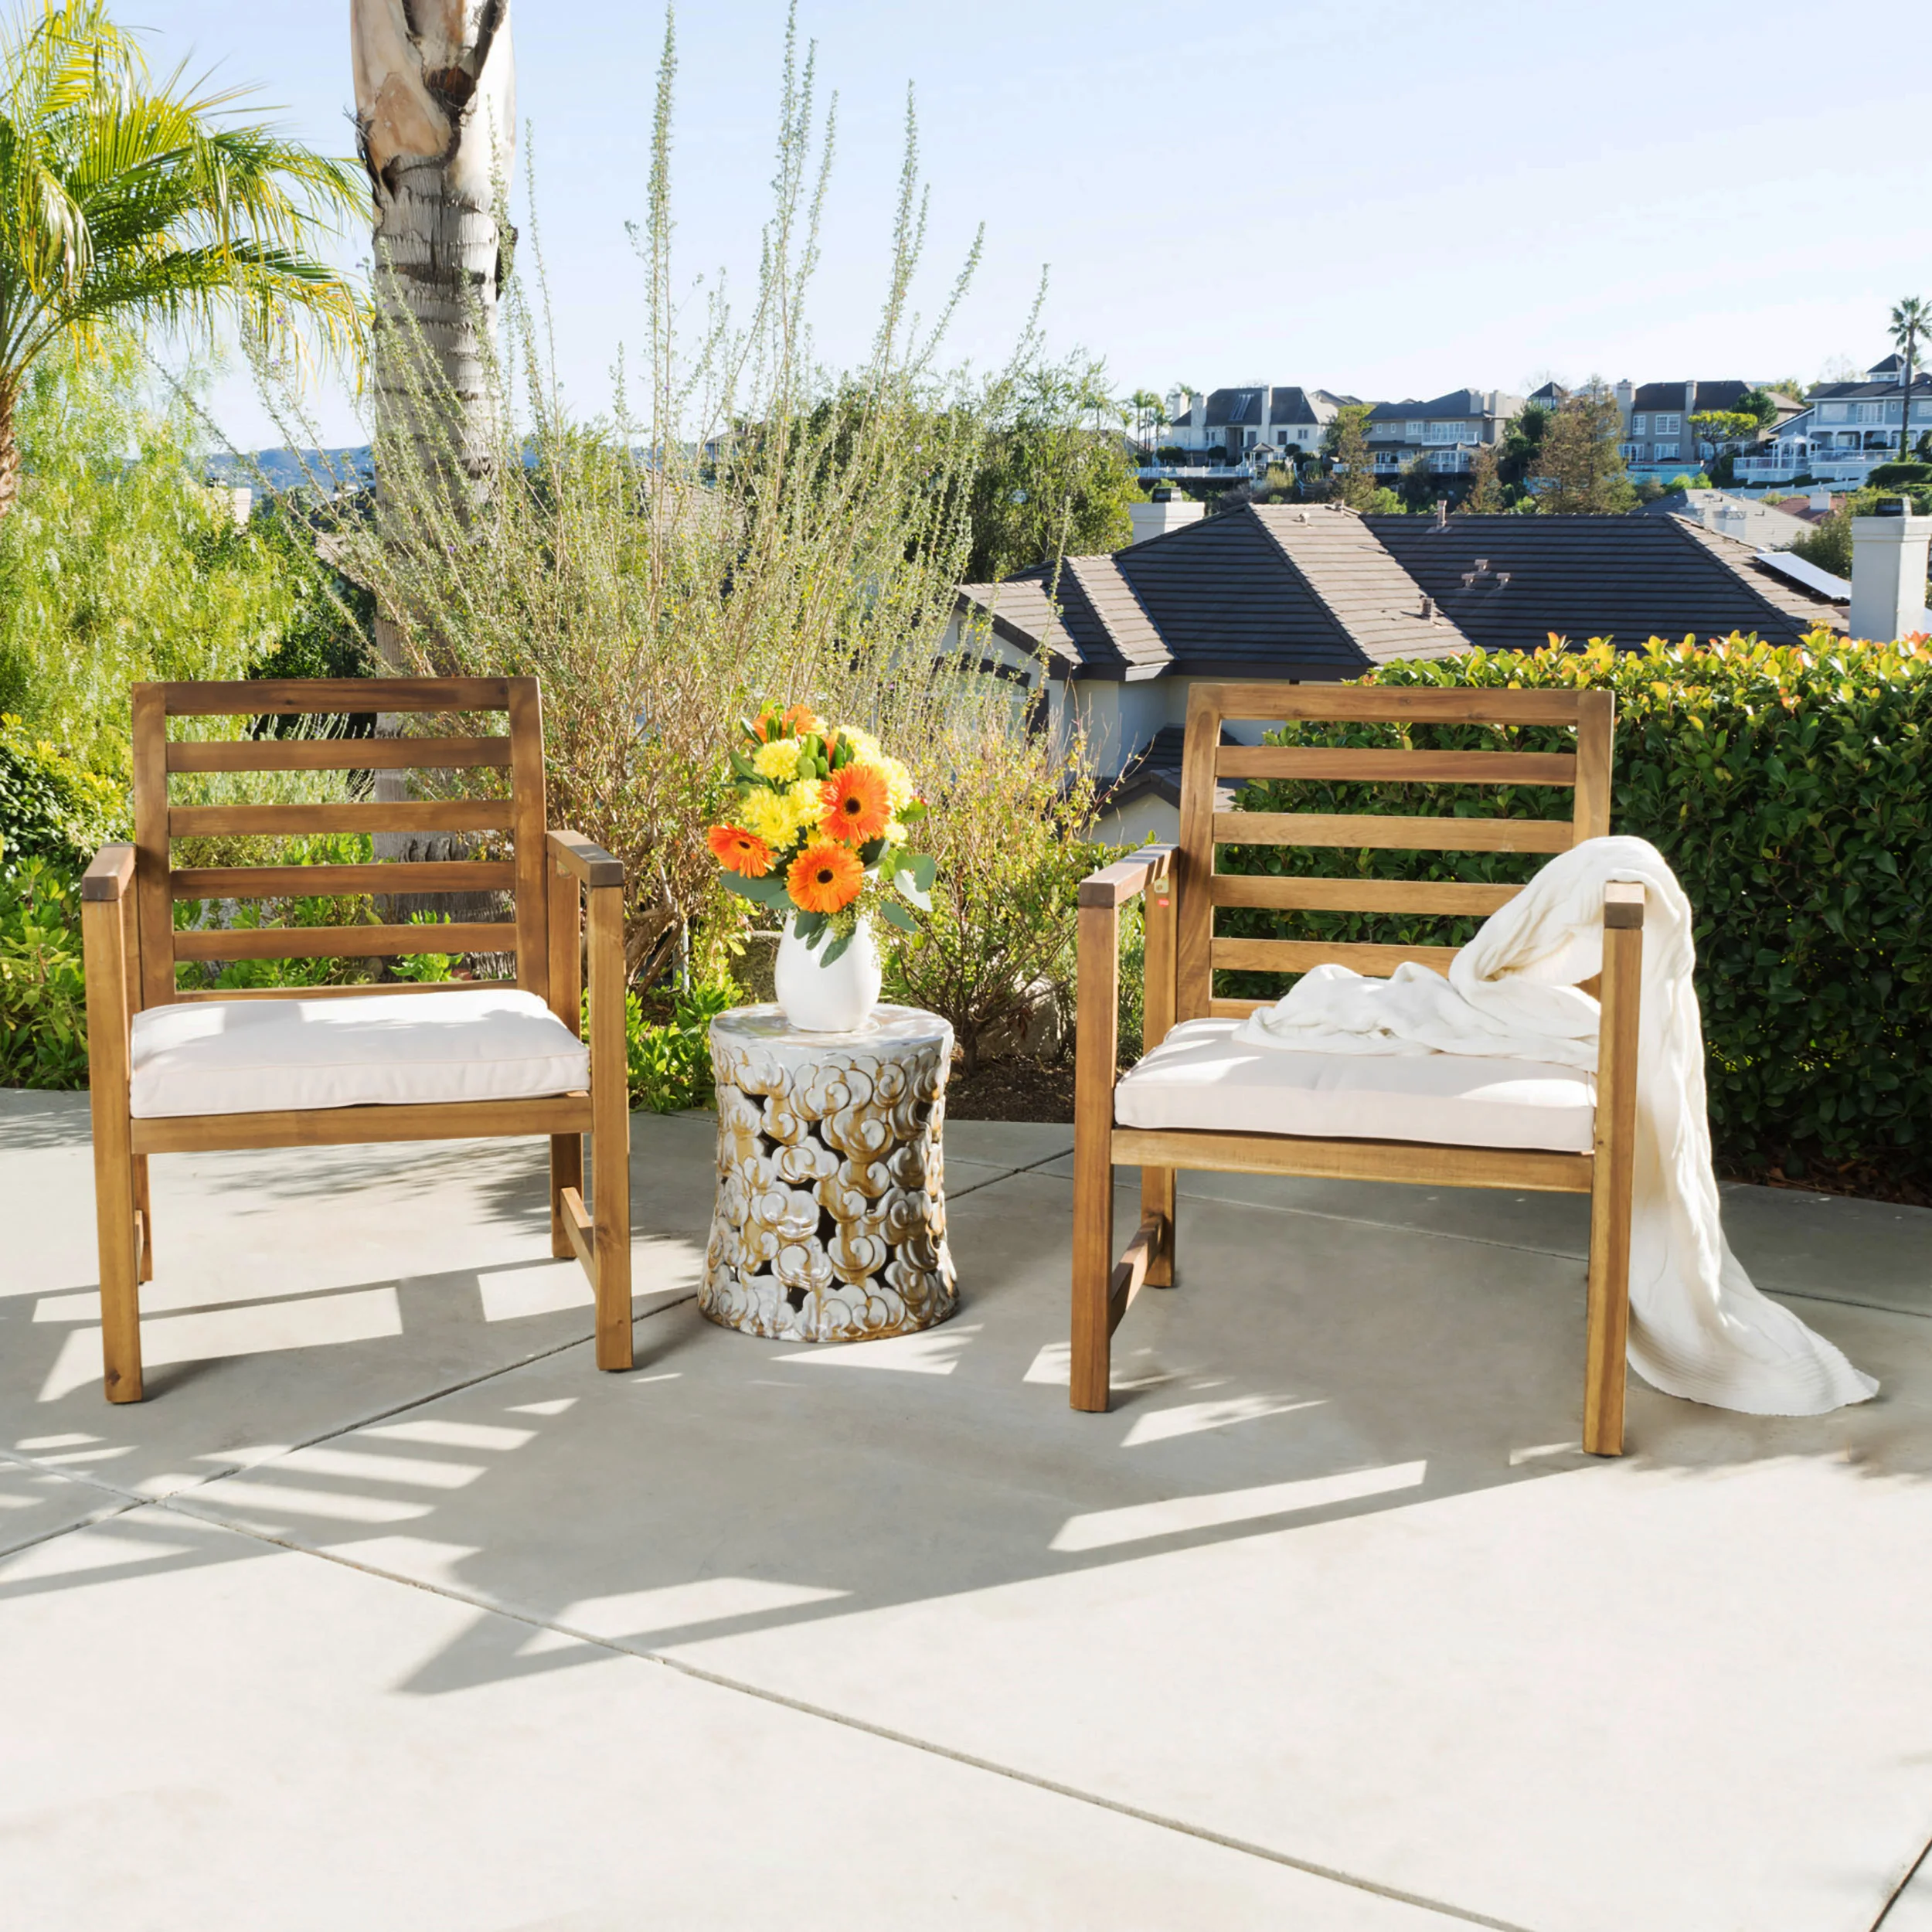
549,1133 -> 582,1260
591,1114 -> 632,1372
1583,1167 -> 1634,1457
1142,1166 -> 1175,1287
134,1155 -> 154,1284
1070,1138 -> 1114,1412
92,1115 -> 143,1403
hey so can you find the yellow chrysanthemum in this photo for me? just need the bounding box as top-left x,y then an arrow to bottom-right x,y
784,778 -> 826,837
752,737 -> 801,783
836,724 -> 881,766
876,755 -> 914,813
735,787 -> 797,848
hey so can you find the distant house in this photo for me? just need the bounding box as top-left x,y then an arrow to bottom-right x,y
1612,380 -> 1802,480
1162,385 -> 1357,464
1362,389 -> 1522,480
948,504 -> 1844,843
1735,358 -> 1932,488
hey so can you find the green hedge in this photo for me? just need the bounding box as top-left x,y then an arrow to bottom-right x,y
0,716 -> 126,872
1219,634 -> 1932,1178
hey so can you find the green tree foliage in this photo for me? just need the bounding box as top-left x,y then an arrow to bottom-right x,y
0,710 -> 123,864
1325,403 -> 1379,510
1532,383 -> 1634,512
1461,442 -> 1505,512
1689,409 -> 1761,474
0,0 -> 362,515
1218,634 -> 1932,1179
964,356 -> 1138,581
1737,386 -> 1784,427
1497,401 -> 1550,489
0,349 -> 338,777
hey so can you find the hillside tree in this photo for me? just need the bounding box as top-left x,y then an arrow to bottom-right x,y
1532,383 -> 1634,513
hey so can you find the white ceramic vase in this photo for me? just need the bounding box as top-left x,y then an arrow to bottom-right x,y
773,916 -> 882,1032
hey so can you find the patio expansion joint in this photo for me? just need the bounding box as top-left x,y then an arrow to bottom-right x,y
102,1490 -> 1548,1932
1871,1820 -> 1932,1930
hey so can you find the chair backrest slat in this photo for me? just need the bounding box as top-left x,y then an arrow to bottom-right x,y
173,922 -> 519,964
131,675 -> 549,1009
169,861 -> 519,901
1174,680 -> 1614,1023
1216,747 -> 1578,785
1209,876 -> 1520,916
168,800 -> 515,839
166,736 -> 513,774
1213,811 -> 1576,855
162,677 -> 510,715
1211,938 -> 1461,975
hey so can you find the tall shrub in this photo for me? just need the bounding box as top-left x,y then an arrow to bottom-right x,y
1219,634 -> 1932,1176
286,12 -> 1067,992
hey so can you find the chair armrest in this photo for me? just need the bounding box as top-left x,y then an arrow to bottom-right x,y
1079,843 -> 1175,908
548,828 -> 624,889
81,845 -> 137,902
1603,881 -> 1645,928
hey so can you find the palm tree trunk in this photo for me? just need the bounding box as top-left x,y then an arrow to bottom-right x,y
0,379 -> 19,521
351,0 -> 516,940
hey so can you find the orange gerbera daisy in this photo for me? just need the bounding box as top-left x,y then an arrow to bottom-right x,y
756,701 -> 821,741
706,824 -> 774,878
819,762 -> 892,843
788,841 -> 865,914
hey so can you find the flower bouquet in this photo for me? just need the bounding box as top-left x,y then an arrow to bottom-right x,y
705,701 -> 936,967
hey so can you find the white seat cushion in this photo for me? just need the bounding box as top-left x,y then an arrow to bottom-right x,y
129,988 -> 591,1119
1114,1018 -> 1596,1153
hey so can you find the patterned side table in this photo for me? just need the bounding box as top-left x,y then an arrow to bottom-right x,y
702,1004 -> 956,1343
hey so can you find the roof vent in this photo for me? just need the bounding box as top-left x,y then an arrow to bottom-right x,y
1475,557 -> 1491,571
1434,501 -> 1448,529
1420,595 -> 1437,621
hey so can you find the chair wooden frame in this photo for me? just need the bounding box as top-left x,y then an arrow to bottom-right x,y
80,675 -> 633,1403
1072,681 -> 1644,1455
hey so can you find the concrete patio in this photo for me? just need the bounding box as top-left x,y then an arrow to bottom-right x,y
3,1087 -> 1930,1932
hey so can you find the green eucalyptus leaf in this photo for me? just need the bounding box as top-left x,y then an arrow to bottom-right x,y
877,900 -> 919,934
819,927 -> 854,965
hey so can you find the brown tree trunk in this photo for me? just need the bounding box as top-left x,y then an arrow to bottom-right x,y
352,1 -> 516,940
0,380 -> 20,521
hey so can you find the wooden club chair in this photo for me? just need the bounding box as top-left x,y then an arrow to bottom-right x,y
80,676 -> 633,1403
1072,682 -> 1643,1456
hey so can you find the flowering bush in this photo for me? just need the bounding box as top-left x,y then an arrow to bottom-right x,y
704,700 -> 935,962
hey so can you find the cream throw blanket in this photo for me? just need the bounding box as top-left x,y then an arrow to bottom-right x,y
1233,835 -> 1876,1417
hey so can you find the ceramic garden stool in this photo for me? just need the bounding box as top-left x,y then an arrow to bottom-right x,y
702,1004 -> 956,1343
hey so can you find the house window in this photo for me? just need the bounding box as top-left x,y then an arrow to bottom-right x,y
1422,420 -> 1468,444
1654,413 -> 1681,434
1403,420 -> 1424,439
1618,443 -> 1641,461
1631,414 -> 1648,433
1852,402 -> 1881,424
1654,442 -> 1679,459
1818,403 -> 1846,423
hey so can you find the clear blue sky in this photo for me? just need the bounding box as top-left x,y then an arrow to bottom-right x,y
132,1 -> 1932,448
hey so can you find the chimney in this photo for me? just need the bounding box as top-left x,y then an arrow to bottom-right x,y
1614,379 -> 1634,413
1128,494 -> 1206,546
1849,498 -> 1932,640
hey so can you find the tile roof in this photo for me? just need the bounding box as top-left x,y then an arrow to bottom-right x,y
1252,506 -> 1472,662
1366,389 -> 1491,425
1363,514 -> 1843,649
956,505 -> 1846,688
1267,386 -> 1332,427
